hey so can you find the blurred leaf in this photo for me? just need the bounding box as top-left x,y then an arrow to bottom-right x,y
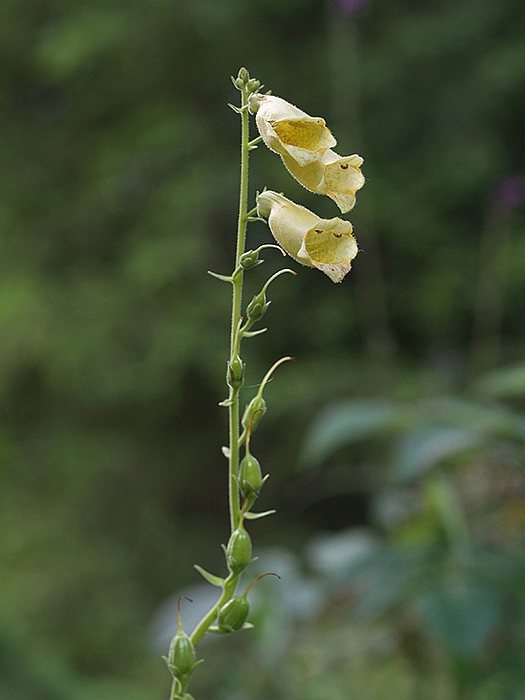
415,580 -> 501,657
37,9 -> 136,79
305,528 -> 381,577
301,400 -> 409,467
423,396 -> 525,440
394,427 -> 485,482
349,546 -> 432,617
475,364 -> 525,399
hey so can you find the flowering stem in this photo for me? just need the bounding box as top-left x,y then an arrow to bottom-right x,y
228,84 -> 251,533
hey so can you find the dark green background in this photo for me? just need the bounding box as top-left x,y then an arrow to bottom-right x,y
1,0 -> 524,698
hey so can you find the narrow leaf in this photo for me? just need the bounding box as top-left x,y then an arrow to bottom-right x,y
243,328 -> 268,338
194,565 -> 225,587
244,509 -> 276,520
207,270 -> 233,283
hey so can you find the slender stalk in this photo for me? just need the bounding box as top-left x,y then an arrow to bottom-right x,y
190,573 -> 240,646
168,84 -> 252,700
228,86 -> 250,533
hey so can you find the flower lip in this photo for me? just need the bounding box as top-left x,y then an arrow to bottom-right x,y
280,149 -> 365,213
255,94 -> 336,167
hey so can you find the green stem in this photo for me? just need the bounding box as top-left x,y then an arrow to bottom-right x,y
228,85 -> 250,533
190,573 -> 240,646
167,76 -> 255,700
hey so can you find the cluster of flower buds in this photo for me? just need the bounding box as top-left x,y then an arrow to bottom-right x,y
232,66 -> 261,95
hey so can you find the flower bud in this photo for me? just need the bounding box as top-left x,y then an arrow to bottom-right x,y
235,67 -> 249,86
242,395 -> 267,432
168,629 -> 196,678
246,291 -> 269,322
217,595 -> 250,633
227,356 -> 244,390
247,93 -> 261,114
246,78 -> 260,93
226,525 -> 252,573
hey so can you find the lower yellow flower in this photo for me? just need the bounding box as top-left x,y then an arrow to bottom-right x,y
281,150 -> 364,213
257,191 -> 358,283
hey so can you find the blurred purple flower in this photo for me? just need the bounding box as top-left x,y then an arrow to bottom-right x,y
497,175 -> 525,208
335,0 -> 369,14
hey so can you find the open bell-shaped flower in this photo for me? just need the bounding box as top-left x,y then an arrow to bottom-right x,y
257,191 -> 358,283
280,149 -> 365,213
252,94 -> 336,167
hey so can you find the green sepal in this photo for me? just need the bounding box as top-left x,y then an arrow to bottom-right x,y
207,270 -> 233,283
244,509 -> 276,520
209,621 -> 255,635
194,564 -> 225,587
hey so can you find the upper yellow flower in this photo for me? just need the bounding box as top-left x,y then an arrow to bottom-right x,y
253,94 -> 336,167
281,150 -> 365,214
257,191 -> 358,283
251,93 -> 365,213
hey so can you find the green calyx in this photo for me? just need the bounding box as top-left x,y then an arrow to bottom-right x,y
242,395 -> 267,432
238,407 -> 268,510
168,631 -> 196,678
239,453 -> 263,497
227,355 -> 244,390
239,249 -> 263,270
217,595 -> 250,633
226,523 -> 252,573
167,597 -> 198,681
217,572 -> 280,634
246,291 -> 270,323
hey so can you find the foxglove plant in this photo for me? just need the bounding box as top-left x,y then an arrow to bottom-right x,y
164,68 -> 365,700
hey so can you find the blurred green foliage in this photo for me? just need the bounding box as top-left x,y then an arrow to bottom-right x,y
301,371 -> 525,699
0,0 -> 524,698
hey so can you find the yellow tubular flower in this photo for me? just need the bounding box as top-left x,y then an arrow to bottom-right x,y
254,94 -> 336,167
257,191 -> 358,283
281,150 -> 365,214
